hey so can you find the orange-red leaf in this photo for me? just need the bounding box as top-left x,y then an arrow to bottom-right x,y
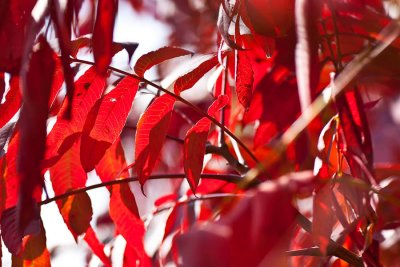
236,51 -> 254,109
80,76 -> 139,172
93,0 -> 118,75
135,94 -> 175,187
134,47 -> 192,77
174,54 -> 220,95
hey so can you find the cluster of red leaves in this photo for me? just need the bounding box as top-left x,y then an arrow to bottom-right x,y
2,0 -> 400,266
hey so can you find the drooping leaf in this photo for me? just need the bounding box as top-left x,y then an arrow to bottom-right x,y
135,94 -> 175,187
134,47 -> 193,77
45,67 -> 106,166
49,138 -> 92,239
80,76 -> 139,172
236,51 -> 254,109
84,227 -> 111,267
93,0 -> 118,75
174,54 -> 221,95
17,37 -> 55,239
183,95 -> 229,192
0,76 -> 22,129
96,140 -> 150,266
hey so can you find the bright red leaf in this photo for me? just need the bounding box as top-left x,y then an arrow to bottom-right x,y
135,94 -> 175,188
81,76 -> 139,172
0,76 -> 21,129
134,46 -> 193,77
84,227 -> 111,267
174,54 -> 221,94
93,0 -> 118,75
236,51 -> 254,109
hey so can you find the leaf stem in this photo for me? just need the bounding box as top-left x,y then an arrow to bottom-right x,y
69,57 -> 260,165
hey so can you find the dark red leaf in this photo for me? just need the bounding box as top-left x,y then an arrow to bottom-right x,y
84,227 -> 111,267
178,172 -> 313,267
236,51 -> 254,109
0,72 -> 4,100
128,0 -> 143,11
17,37 -> 55,238
135,94 -> 175,187
134,47 -> 192,77
81,76 -> 139,172
0,0 -> 37,73
93,0 -> 118,75
174,54 -> 221,95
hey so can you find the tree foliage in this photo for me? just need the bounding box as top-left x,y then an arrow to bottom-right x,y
1,0 -> 400,266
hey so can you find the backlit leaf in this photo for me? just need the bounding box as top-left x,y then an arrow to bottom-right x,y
135,94 -> 175,187
134,47 -> 192,77
81,76 -> 139,172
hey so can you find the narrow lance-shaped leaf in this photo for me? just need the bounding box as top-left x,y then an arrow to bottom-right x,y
81,76 -> 139,172
84,227 -> 111,267
183,95 -> 230,192
135,94 -> 176,188
17,36 -> 55,239
134,46 -> 193,77
93,0 -> 118,75
174,54 -> 222,95
96,140 -> 150,266
49,138 -> 92,240
236,51 -> 254,109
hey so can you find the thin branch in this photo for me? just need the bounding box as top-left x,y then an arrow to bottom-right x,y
219,56 -> 229,146
206,144 -> 250,175
39,173 -> 242,205
69,57 -> 260,165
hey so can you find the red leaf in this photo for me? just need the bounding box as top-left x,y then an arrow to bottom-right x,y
81,76 -> 139,171
236,51 -> 254,109
93,0 -> 118,75
134,47 -> 192,77
84,227 -> 111,267
96,140 -> 150,266
135,94 -> 175,187
0,76 -> 22,129
183,96 -> 229,192
17,37 -> 55,238
174,54 -> 221,95
49,138 -> 92,239
45,67 -> 106,166
0,72 -> 4,100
